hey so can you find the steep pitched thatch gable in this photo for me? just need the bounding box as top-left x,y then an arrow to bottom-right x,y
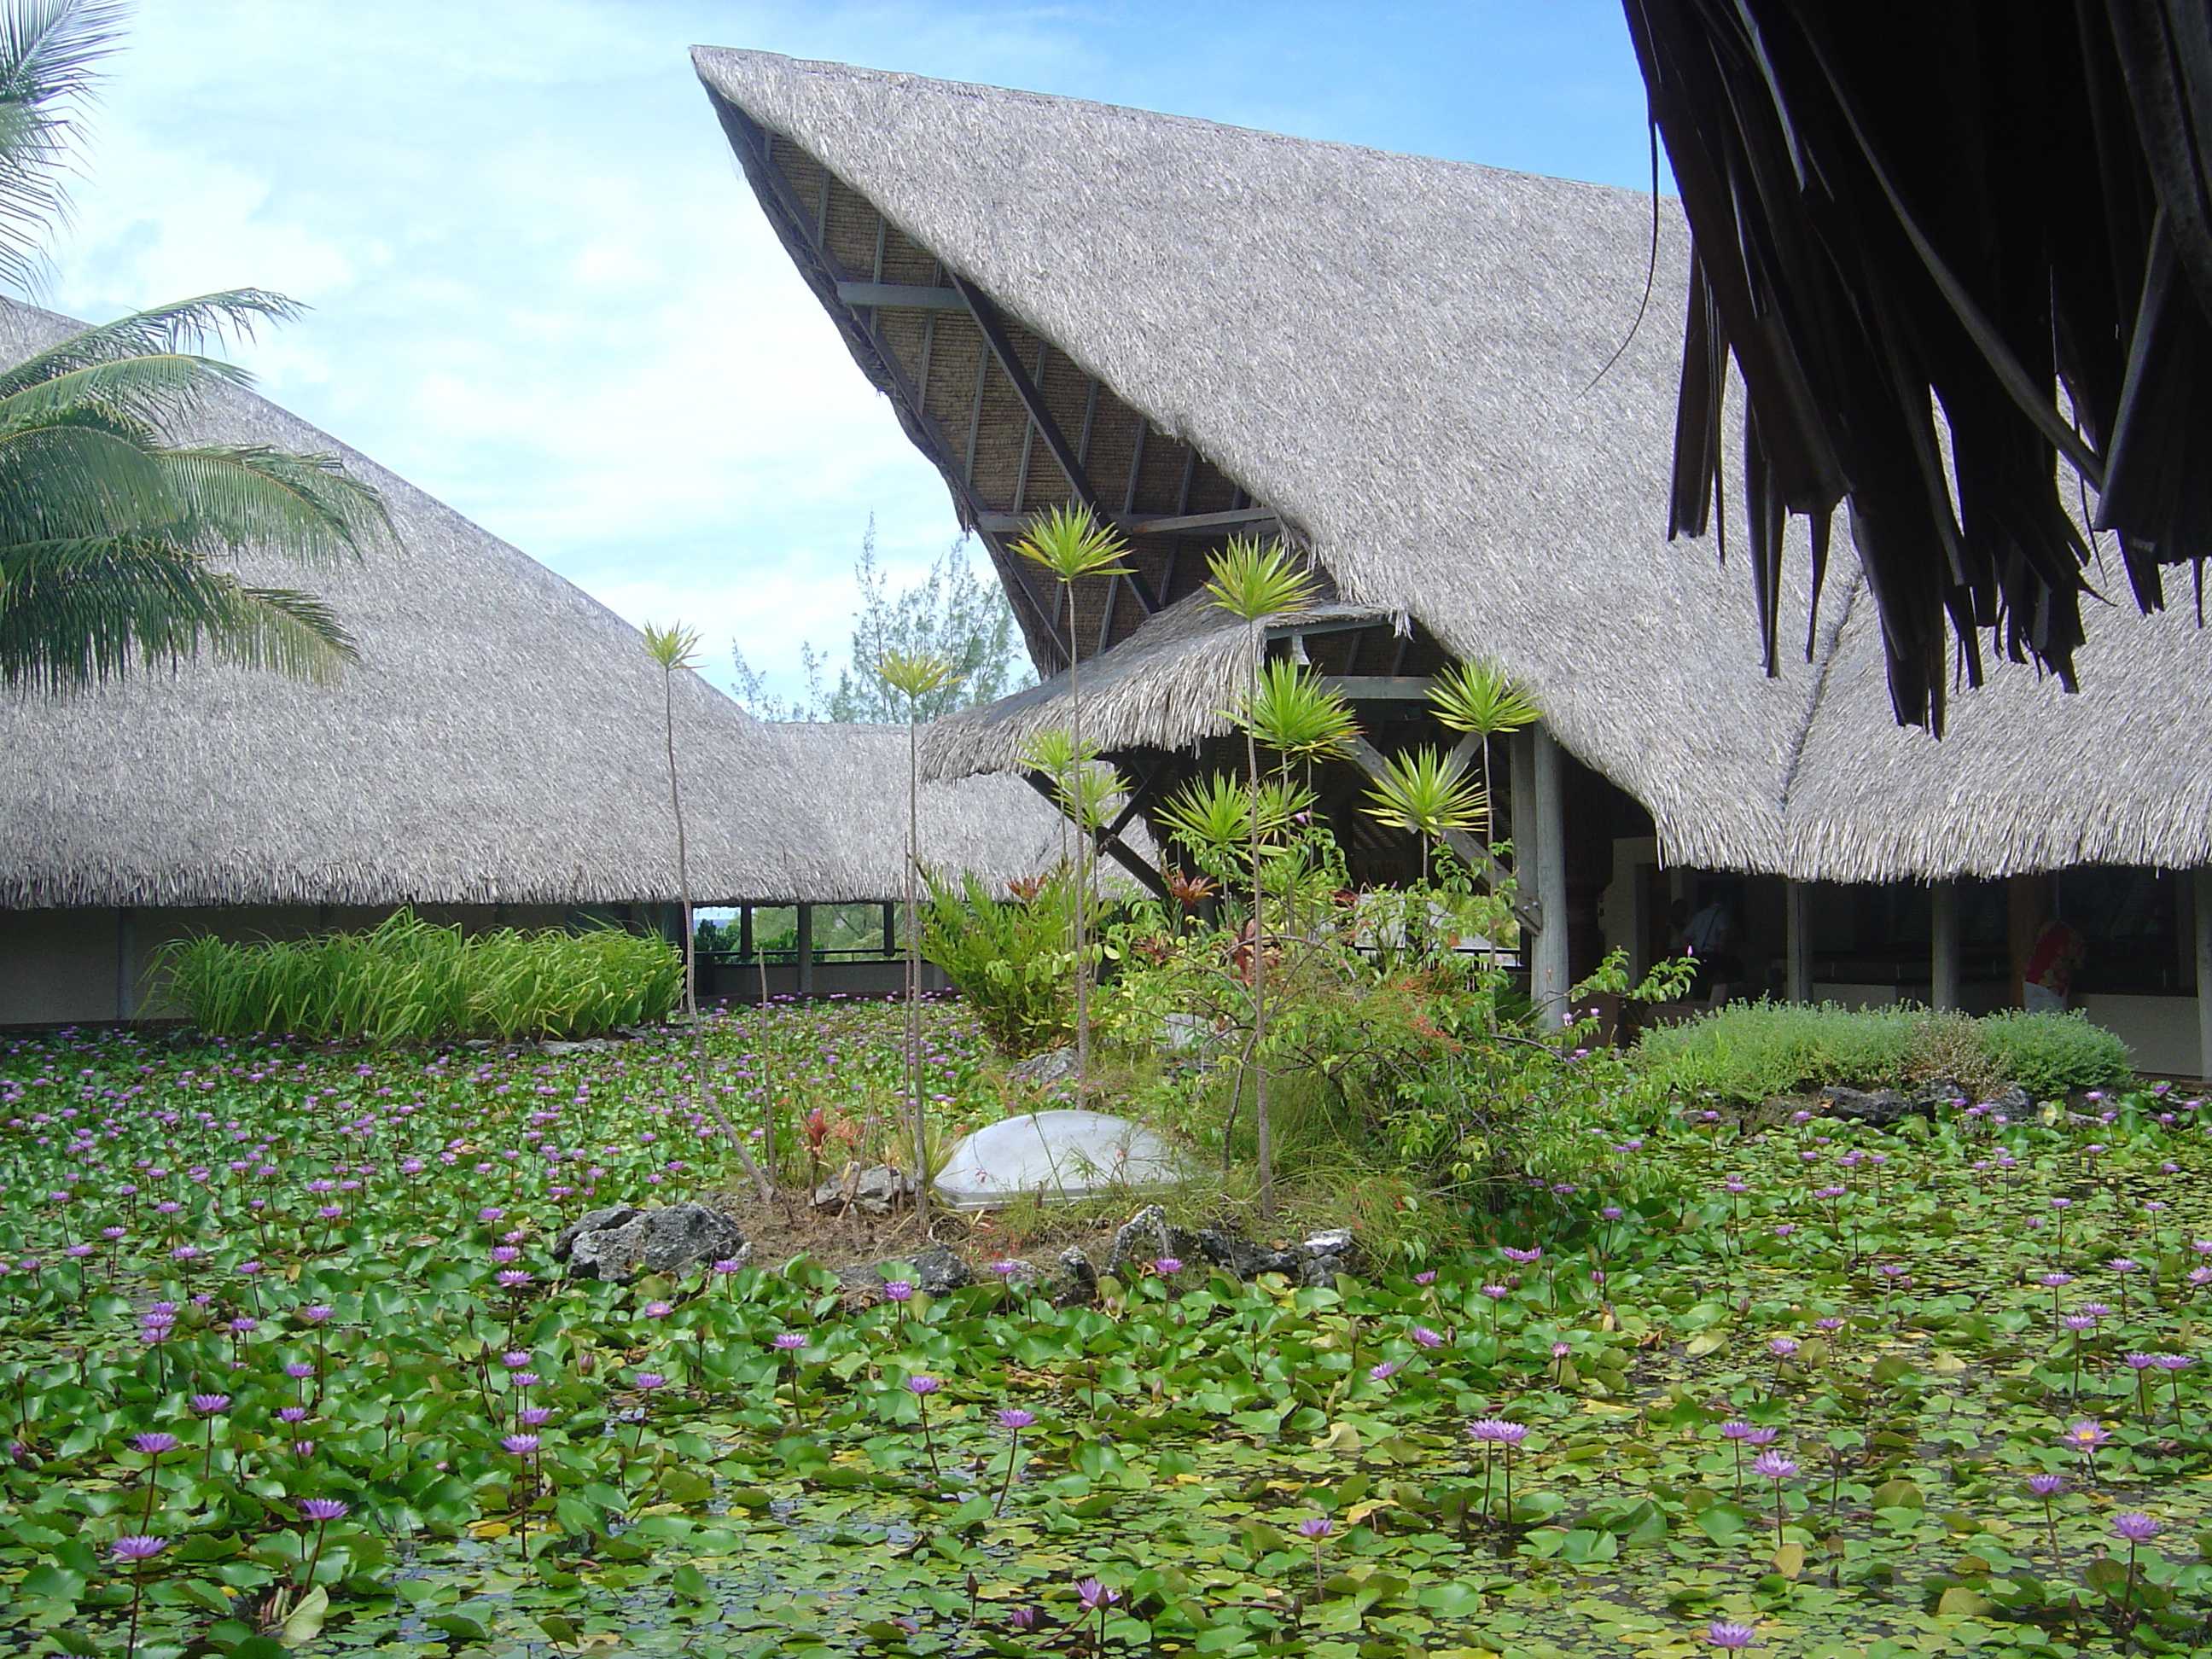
0,298 -> 825,910
697,49 -> 2212,882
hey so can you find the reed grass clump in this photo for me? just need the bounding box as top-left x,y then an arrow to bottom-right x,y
160,911 -> 683,1041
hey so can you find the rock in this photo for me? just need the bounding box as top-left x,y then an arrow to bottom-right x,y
1192,1227 -> 1300,1280
1986,1084 -> 2031,1116
1297,1227 -> 1361,1286
1813,1085 -> 1927,1127
1103,1203 -> 1207,1280
537,1038 -> 612,1056
812,1165 -> 916,1216
555,1202 -> 748,1283
1161,1014 -> 1228,1057
934,1110 -> 1187,1210
1009,1047 -> 1080,1088
878,1243 -> 971,1298
1051,1245 -> 1097,1305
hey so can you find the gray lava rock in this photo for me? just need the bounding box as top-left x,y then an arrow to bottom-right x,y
1103,1203 -> 1207,1280
1194,1227 -> 1301,1280
812,1165 -> 915,1216
1813,1085 -> 1927,1127
1052,1245 -> 1097,1305
537,1038 -> 613,1056
1297,1227 -> 1361,1286
1009,1047 -> 1080,1089
882,1243 -> 972,1298
554,1202 -> 748,1284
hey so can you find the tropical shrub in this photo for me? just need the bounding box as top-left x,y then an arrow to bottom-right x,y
1633,1000 -> 2132,1103
1976,1007 -> 2134,1099
918,869 -> 1079,1057
160,910 -> 682,1040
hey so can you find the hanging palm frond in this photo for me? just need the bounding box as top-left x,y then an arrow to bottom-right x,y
1625,0 -> 2212,731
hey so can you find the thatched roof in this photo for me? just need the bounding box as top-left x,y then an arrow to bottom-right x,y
697,49 -> 2212,884
0,298 -> 1051,910
759,720 -> 1125,900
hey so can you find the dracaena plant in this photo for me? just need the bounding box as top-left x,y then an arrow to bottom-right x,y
877,648 -> 966,1206
1012,508 -> 1132,1109
643,622 -> 771,1203
1362,745 -> 1488,882
1202,538 -> 1328,1220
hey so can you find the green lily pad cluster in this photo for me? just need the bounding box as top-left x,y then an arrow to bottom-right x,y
3,1010 -> 2212,1659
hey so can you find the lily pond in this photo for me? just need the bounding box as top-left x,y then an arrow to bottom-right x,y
8,1006 -> 2212,1659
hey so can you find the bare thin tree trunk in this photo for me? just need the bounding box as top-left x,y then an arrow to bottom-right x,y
906,704 -> 929,1211
1245,620 -> 1272,1220
1068,582 -> 1090,1110
665,671 -> 771,1203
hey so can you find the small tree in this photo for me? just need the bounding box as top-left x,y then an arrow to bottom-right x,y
643,622 -> 772,1204
876,646 -> 965,1206
1010,507 -> 1132,1109
1202,541 -> 1324,1220
1362,747 -> 1487,883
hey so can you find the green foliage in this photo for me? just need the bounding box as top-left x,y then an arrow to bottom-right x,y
1429,658 -> 1541,737
918,868 -> 1080,1057
731,529 -> 1030,720
159,911 -> 684,1041
1234,659 -> 1356,761
1362,744 -> 1488,842
1010,503 -> 1131,585
1202,536 -> 1318,621
640,620 -> 700,672
1976,1008 -> 2135,1099
1634,1000 -> 2133,1103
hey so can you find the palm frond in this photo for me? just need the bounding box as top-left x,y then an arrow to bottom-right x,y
0,419 -> 172,541
0,291 -> 304,400
1361,746 -> 1487,841
1429,659 -> 1540,737
0,351 -> 248,433
160,445 -> 389,564
1204,537 -> 1318,622
0,533 -> 352,690
0,0 -> 126,293
1234,657 -> 1358,760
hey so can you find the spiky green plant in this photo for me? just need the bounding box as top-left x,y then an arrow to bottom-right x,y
1362,745 -> 1488,880
1012,507 -> 1132,1107
1237,659 -> 1357,769
877,647 -> 966,1204
1429,661 -> 1539,847
645,621 -> 771,1202
1204,538 -> 1321,1220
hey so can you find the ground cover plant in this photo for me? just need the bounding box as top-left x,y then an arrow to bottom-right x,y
1634,1003 -> 2133,1107
7,1000 -> 2212,1658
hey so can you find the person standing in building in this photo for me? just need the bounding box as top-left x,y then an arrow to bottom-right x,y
1684,887 -> 1742,1004
2023,917 -> 2085,1013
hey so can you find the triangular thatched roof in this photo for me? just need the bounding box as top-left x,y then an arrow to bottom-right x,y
697,48 -> 2212,883
0,299 -> 1051,909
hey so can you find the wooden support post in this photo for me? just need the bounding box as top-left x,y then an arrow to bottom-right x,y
1931,880 -> 1960,1011
1786,882 -> 1811,1004
738,905 -> 754,960
2196,870 -> 2212,1082
1532,726 -> 1569,1029
796,904 -> 815,996
116,907 -> 135,1022
882,901 -> 897,955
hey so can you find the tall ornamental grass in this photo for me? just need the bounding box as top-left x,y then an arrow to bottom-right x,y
160,911 -> 684,1041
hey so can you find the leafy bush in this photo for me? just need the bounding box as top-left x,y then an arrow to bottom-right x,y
1634,1000 -> 2132,1103
1975,1009 -> 2133,1099
918,869 -> 1078,1057
160,910 -> 683,1041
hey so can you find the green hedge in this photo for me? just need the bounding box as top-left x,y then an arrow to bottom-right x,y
160,911 -> 684,1041
1633,1000 -> 2133,1104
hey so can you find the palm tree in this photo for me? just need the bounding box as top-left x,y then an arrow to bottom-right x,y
0,3 -> 381,689
1010,505 -> 1130,1109
876,646 -> 965,1208
644,622 -> 772,1205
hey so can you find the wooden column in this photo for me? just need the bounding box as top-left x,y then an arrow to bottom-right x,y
116,907 -> 135,1022
1930,880 -> 1960,1011
1532,726 -> 1569,1028
2196,869 -> 2212,1082
1785,882 -> 1811,1004
738,905 -> 754,960
882,901 -> 897,954
795,904 -> 815,996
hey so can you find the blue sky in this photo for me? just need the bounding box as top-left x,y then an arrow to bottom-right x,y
44,1 -> 1653,699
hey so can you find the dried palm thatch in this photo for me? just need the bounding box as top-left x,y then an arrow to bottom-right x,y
700,49 -> 2212,883
0,298 -> 919,910
1625,1 -> 2212,731
757,719 -> 1116,899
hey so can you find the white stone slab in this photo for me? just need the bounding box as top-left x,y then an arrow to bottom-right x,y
935,1109 -> 1185,1209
